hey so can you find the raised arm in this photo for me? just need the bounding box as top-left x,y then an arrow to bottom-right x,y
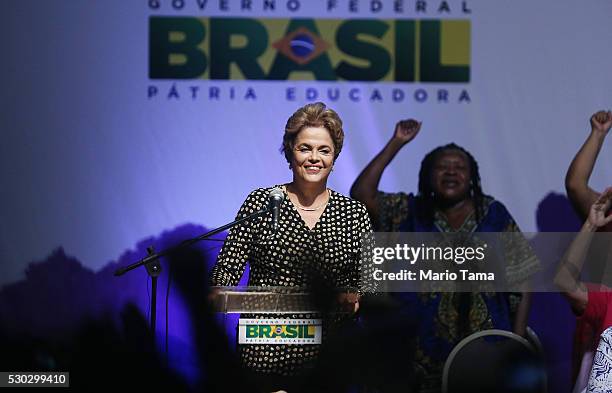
566,110 -> 612,219
555,187 -> 612,315
350,119 -> 421,224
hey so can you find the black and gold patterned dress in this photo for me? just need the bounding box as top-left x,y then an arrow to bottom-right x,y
211,186 -> 373,376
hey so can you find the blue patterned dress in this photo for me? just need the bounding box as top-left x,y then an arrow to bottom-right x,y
377,191 -> 539,393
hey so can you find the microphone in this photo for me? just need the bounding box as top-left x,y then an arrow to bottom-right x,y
268,187 -> 284,233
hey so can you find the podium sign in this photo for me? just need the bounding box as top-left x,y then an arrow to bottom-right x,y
238,318 -> 323,344
211,287 -> 355,345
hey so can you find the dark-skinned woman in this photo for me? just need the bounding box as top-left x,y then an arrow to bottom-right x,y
351,119 -> 538,393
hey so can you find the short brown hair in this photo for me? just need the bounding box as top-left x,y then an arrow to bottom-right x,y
281,102 -> 344,163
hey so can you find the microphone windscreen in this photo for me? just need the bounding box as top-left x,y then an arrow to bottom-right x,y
269,187 -> 285,201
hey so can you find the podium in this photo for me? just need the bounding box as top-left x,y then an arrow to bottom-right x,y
209,286 -> 359,344
209,286 -> 359,314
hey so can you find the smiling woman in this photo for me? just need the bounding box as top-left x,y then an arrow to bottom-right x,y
280,102 -> 345,229
291,128 -> 334,177
209,102 -> 374,393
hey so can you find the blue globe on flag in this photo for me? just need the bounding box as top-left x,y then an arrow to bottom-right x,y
290,34 -> 315,59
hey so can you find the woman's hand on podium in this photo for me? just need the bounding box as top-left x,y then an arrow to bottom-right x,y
207,287 -> 222,309
337,292 -> 360,313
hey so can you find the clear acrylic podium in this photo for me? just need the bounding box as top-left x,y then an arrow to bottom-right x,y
210,287 -> 359,344
209,286 -> 359,314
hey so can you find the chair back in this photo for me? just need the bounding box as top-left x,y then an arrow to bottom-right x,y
442,329 -> 546,393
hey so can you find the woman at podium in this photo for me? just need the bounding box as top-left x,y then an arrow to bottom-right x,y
210,102 -> 373,392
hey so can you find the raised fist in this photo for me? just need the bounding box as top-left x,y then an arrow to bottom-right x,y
393,119 -> 422,145
588,187 -> 612,228
590,110 -> 612,136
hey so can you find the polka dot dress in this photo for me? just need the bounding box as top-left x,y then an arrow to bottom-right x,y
211,186 -> 374,376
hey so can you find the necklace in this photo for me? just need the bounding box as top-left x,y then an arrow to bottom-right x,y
295,200 -> 327,211
285,186 -> 330,211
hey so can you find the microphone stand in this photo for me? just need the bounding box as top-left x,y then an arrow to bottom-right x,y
113,207 -> 270,333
